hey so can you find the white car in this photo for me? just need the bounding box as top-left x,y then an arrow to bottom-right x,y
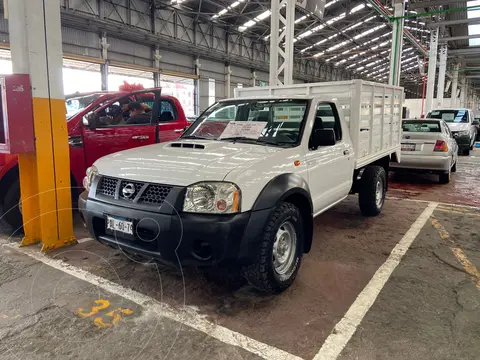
79,80 -> 403,294
426,108 -> 477,155
390,119 -> 458,183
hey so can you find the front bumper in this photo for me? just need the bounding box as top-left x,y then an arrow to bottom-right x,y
390,154 -> 451,172
79,191 -> 271,267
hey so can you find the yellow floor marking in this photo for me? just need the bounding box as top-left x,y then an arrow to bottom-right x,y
431,218 -> 480,289
436,207 -> 480,217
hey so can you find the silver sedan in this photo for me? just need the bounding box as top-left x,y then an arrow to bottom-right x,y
390,118 -> 458,184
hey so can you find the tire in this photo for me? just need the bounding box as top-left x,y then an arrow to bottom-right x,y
358,165 -> 387,217
439,170 -> 451,184
451,160 -> 457,173
0,179 -> 23,232
243,202 -> 304,294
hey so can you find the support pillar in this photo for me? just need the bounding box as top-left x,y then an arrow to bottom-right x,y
8,0 -> 75,250
194,58 -> 200,115
154,47 -> 162,87
389,0 -> 404,86
451,63 -> 459,107
460,78 -> 466,107
252,70 -> 257,87
436,43 -> 447,108
269,0 -> 295,86
425,27 -> 439,114
100,32 -> 110,90
225,65 -> 232,98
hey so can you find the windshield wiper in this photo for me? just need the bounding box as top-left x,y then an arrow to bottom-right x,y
181,135 -> 208,140
220,137 -> 294,147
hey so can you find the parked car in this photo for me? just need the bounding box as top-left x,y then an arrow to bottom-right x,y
79,80 -> 403,294
390,119 -> 458,184
426,108 -> 477,155
0,89 -> 190,230
474,117 -> 480,141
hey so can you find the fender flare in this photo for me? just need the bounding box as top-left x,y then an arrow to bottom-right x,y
252,173 -> 314,253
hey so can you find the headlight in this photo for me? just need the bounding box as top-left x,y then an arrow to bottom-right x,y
83,166 -> 98,192
458,130 -> 469,136
183,182 -> 240,214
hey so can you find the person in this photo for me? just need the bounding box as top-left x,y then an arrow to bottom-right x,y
126,102 -> 151,125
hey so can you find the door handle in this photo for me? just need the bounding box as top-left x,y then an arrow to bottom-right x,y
174,129 -> 184,133
344,150 -> 350,155
131,135 -> 149,140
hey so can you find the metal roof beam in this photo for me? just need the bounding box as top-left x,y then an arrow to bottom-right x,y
409,0 -> 462,10
440,34 -> 480,42
426,18 -> 480,28
449,47 -> 480,55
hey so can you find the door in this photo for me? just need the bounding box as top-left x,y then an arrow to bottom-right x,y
82,90 -> 161,167
305,102 -> 355,214
157,98 -> 187,142
442,121 -> 458,165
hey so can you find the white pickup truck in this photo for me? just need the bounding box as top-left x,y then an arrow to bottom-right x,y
79,80 -> 403,293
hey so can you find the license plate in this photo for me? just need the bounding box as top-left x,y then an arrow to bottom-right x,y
106,216 -> 133,235
401,143 -> 416,151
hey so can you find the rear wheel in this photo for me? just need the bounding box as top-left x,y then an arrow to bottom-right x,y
358,166 -> 386,217
243,202 -> 304,294
451,160 -> 457,173
439,170 -> 451,184
0,179 -> 23,232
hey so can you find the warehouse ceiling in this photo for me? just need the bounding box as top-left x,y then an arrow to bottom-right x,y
162,0 -> 478,93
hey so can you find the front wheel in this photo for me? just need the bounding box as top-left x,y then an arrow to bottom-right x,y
358,166 -> 387,217
0,179 -> 23,232
243,202 -> 304,294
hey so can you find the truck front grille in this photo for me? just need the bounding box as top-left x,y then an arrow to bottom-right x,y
97,176 -> 172,206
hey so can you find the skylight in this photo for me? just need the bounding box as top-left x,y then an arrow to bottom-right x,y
467,0 -> 480,46
211,0 -> 245,19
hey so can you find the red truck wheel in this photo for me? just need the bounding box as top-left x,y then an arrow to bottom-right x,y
0,180 -> 23,232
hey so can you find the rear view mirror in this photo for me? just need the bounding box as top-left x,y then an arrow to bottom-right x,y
313,129 -> 336,147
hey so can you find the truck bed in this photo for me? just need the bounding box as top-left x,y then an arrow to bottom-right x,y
234,80 -> 403,169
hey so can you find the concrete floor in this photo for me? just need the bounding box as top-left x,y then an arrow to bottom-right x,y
0,151 -> 479,360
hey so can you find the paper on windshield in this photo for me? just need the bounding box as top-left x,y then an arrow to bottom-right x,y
442,113 -> 455,121
218,121 -> 267,139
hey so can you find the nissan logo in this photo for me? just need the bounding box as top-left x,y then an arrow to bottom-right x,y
122,183 -> 136,198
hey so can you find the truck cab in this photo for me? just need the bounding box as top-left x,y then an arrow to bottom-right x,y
0,88 -> 190,230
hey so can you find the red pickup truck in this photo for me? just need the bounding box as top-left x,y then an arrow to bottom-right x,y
0,88 -> 190,230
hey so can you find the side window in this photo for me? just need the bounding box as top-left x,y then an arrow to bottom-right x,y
96,99 -> 132,127
158,100 -> 178,122
310,103 -> 342,144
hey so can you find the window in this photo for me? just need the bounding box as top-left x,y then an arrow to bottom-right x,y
427,109 -> 468,123
312,103 -> 342,141
158,100 -> 177,122
182,99 -> 309,147
468,0 -> 480,46
402,120 -> 441,132
208,78 -> 216,106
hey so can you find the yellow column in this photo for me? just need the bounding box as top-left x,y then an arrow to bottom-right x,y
8,0 -> 76,250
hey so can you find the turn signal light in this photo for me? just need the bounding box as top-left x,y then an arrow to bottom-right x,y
434,140 -> 448,152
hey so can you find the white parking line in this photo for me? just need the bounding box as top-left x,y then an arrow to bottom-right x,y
8,243 -> 303,360
313,202 -> 438,360
387,196 -> 480,210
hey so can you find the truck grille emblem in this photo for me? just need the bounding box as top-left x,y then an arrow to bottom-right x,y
122,183 -> 136,198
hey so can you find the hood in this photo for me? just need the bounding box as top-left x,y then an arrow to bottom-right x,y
446,122 -> 469,132
94,140 -> 284,186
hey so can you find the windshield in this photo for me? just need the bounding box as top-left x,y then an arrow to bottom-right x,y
182,99 -> 309,147
402,120 -> 441,132
427,109 -> 468,123
66,93 -> 106,120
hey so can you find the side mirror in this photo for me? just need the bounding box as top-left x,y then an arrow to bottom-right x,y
313,129 -> 336,147
83,113 -> 98,130
473,119 -> 479,125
